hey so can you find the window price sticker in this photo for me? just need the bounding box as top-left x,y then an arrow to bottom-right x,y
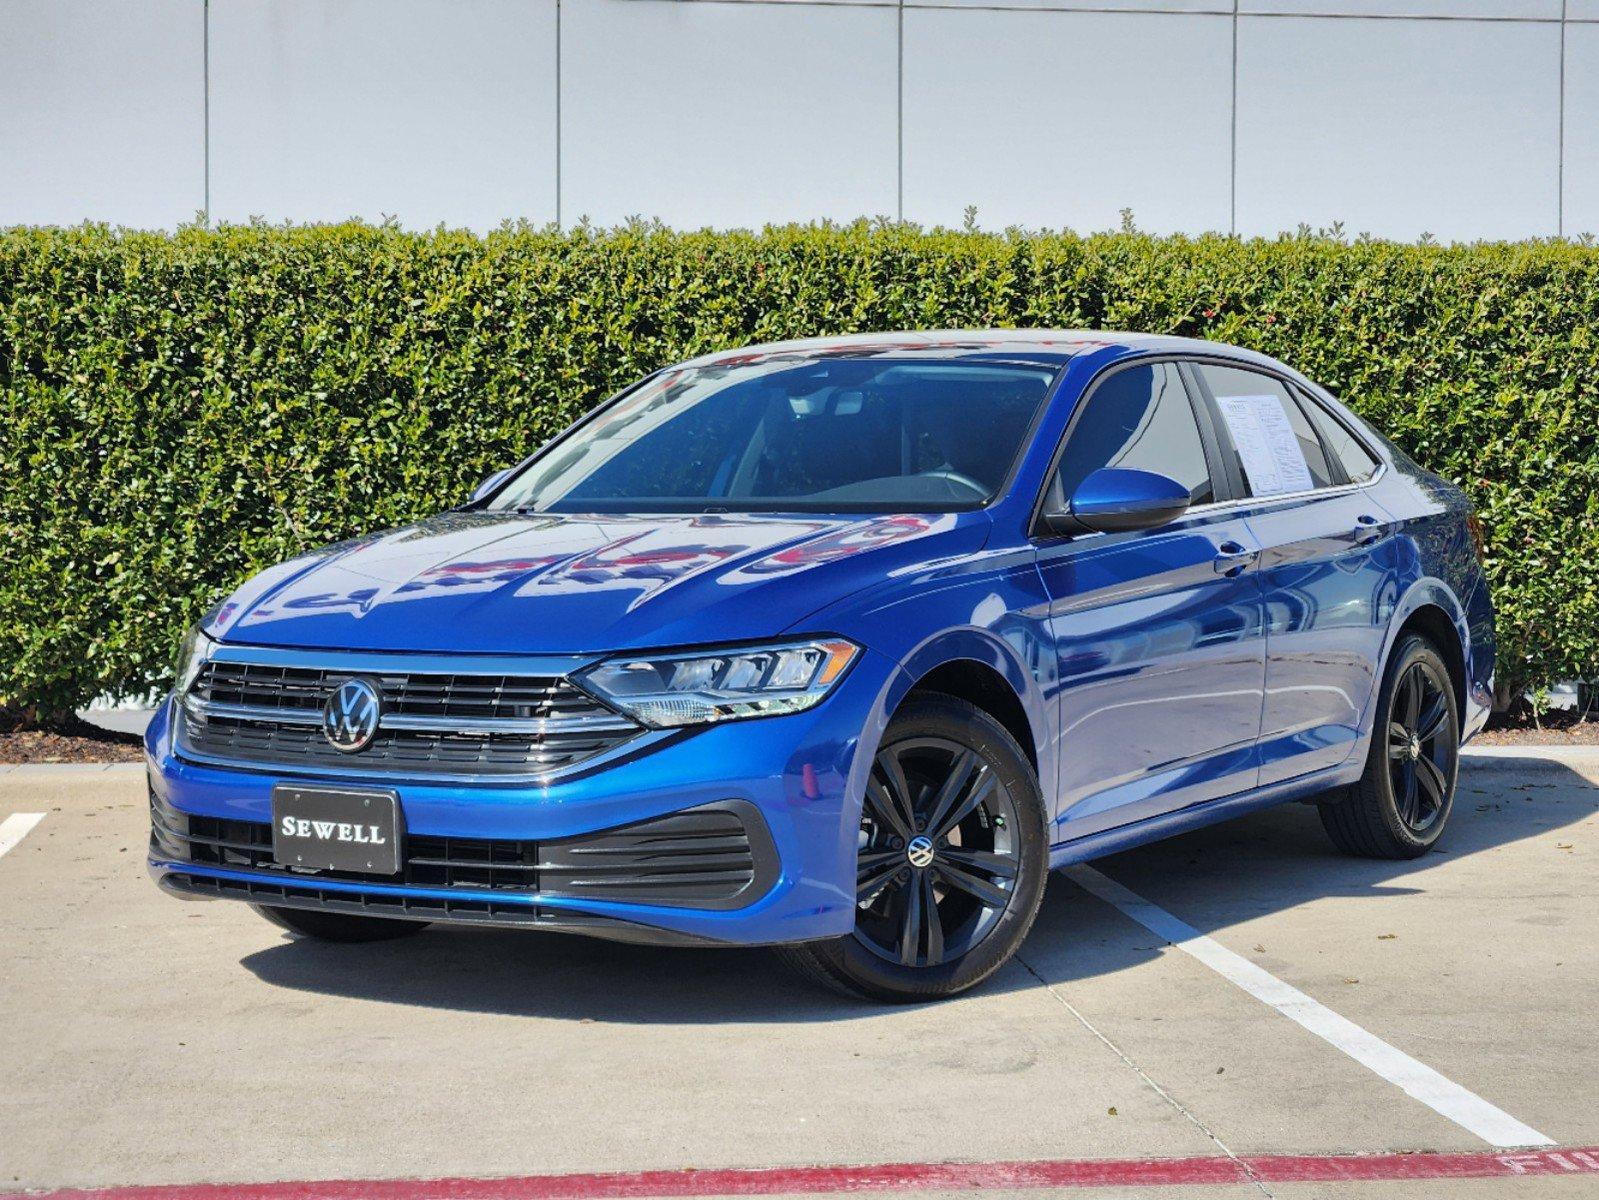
1216,394 -> 1314,496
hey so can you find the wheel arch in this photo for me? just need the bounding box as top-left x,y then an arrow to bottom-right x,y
1394,604 -> 1467,732
877,628 -> 1051,793
1379,581 -> 1470,735
904,659 -> 1038,774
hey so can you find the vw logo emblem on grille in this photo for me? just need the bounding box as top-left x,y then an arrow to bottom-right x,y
905,835 -> 936,869
322,677 -> 382,753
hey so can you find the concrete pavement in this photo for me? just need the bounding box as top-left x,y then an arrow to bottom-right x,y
0,750 -> 1594,1197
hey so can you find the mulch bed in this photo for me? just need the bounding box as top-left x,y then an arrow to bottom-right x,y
1473,707 -> 1599,746
0,710 -> 144,764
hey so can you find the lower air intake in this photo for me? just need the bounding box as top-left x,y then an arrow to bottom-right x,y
150,791 -> 777,911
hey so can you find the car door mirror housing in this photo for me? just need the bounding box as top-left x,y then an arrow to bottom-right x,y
469,468 -> 513,504
1066,467 -> 1192,534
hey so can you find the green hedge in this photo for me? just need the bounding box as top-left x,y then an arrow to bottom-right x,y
3,222 -> 1597,719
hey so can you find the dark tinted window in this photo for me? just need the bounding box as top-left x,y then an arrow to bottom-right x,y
1198,364 -> 1333,493
1300,394 -> 1381,482
1055,364 -> 1215,506
489,359 -> 1056,513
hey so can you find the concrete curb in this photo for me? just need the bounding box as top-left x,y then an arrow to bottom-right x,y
0,762 -> 145,778
1462,744 -> 1599,771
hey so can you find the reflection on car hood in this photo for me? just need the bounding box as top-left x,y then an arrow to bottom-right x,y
206,510 -> 983,654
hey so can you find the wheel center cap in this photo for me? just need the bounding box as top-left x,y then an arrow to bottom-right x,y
905,835 -> 936,869
1408,735 -> 1422,760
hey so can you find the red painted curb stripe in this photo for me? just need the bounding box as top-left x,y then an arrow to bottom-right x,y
22,1148 -> 1599,1199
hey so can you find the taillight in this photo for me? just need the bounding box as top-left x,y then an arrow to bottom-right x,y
1466,512 -> 1487,561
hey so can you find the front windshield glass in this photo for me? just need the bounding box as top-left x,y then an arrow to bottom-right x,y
489,358 -> 1057,514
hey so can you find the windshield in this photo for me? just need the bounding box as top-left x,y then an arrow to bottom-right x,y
489,358 -> 1057,514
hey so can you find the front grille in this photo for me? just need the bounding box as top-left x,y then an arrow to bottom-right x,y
176,660 -> 641,779
150,792 -> 776,910
198,661 -> 605,722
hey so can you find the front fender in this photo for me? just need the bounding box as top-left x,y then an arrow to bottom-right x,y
891,627 -> 1051,774
800,546 -> 1056,830
829,628 -> 1054,880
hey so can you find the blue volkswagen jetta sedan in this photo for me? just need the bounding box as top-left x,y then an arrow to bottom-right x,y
148,330 -> 1493,1001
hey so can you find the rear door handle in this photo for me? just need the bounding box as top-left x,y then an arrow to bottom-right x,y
1213,540 -> 1259,576
1353,513 -> 1383,546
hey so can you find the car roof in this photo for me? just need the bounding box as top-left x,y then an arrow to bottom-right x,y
677,329 -> 1282,372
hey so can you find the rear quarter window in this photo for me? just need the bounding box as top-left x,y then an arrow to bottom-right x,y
1299,394 -> 1381,483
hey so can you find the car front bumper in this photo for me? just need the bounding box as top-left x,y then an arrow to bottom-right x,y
145,647 -> 899,946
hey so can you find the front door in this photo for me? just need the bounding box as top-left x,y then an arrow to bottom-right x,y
1035,361 -> 1267,843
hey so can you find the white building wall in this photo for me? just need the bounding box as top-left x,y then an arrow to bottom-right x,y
1235,15 -> 1562,240
209,0 -> 559,228
561,0 -> 899,227
1564,22 -> 1599,234
902,8 -> 1234,234
0,0 -> 1592,240
0,0 -> 205,228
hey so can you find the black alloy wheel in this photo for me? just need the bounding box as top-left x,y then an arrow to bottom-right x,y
854,735 -> 1022,969
1321,633 -> 1460,860
775,695 -> 1048,1002
1385,657 -> 1454,835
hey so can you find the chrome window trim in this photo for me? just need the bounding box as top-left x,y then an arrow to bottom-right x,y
1288,383 -> 1386,486
1027,350 -> 1391,541
1178,463 -> 1388,519
1029,347 -> 1394,550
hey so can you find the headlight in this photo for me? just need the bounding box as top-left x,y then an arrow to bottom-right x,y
579,638 -> 859,729
173,625 -> 216,696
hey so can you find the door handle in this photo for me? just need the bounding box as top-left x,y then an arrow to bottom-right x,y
1353,513 -> 1383,546
1213,540 -> 1259,576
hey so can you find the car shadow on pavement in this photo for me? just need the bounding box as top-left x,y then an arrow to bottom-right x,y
239,925 -> 856,1022
1023,755 -> 1597,989
238,756 -> 1595,1021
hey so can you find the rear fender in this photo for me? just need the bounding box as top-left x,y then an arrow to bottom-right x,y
1358,578 -> 1478,758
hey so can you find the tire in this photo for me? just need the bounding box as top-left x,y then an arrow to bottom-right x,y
251,903 -> 431,943
1320,633 -> 1460,860
776,694 -> 1049,1002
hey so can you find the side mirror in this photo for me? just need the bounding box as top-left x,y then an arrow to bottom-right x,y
1055,467 -> 1192,535
469,468 -> 513,504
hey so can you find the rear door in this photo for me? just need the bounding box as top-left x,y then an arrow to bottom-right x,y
1035,360 -> 1267,841
1191,362 -> 1398,786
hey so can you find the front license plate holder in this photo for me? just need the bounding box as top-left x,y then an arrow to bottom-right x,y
270,786 -> 403,875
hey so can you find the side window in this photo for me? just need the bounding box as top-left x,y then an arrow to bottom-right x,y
1197,364 -> 1334,494
1055,363 -> 1216,507
1299,393 -> 1381,483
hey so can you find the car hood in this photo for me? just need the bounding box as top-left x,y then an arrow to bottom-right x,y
207,510 -> 986,655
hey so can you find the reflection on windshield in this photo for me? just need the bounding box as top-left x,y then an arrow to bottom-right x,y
490,359 -> 1055,515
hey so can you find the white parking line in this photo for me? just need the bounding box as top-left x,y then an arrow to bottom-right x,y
1061,863 -> 1555,1150
0,812 -> 47,861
